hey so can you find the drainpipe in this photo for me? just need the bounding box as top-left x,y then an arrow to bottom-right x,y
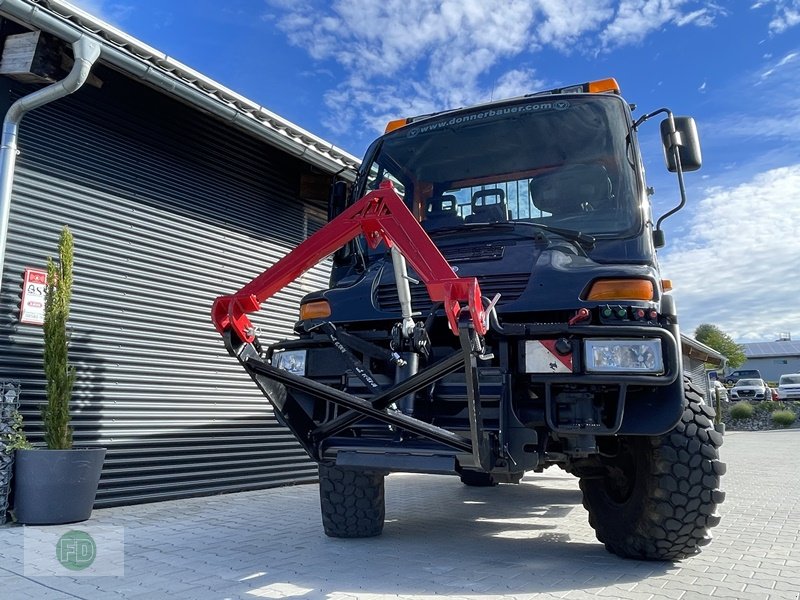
0,34 -> 101,285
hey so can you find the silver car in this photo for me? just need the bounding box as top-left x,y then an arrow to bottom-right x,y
730,378 -> 770,401
777,373 -> 800,401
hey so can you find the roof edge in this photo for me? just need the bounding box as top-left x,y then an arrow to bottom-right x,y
0,0 -> 360,180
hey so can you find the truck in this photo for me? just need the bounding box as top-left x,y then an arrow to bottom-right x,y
212,78 -> 725,561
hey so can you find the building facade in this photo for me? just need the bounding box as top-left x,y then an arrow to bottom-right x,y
0,0 -> 358,506
736,340 -> 800,383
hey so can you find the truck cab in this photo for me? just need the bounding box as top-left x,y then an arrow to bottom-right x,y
214,78 -> 724,561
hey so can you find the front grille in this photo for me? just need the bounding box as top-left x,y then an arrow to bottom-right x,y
375,273 -> 529,314
442,244 -> 505,262
736,390 -> 756,398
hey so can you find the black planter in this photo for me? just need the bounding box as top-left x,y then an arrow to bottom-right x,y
13,448 -> 106,525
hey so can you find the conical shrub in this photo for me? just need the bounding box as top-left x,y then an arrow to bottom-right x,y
42,226 -> 75,450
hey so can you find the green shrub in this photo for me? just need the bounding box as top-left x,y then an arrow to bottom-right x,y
729,402 -> 754,420
754,401 -> 782,414
771,410 -> 797,427
0,410 -> 32,452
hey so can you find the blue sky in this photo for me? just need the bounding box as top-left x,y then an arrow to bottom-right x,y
75,0 -> 799,343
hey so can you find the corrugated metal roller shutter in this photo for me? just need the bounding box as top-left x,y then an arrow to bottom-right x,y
683,355 -> 710,403
0,65 -> 333,505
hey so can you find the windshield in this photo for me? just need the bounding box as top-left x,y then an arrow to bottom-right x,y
357,95 -> 640,241
736,379 -> 762,387
780,375 -> 800,385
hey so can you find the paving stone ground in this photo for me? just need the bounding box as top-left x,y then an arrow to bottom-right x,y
2,430 -> 798,600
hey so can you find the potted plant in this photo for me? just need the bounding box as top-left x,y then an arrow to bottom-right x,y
13,226 -> 106,524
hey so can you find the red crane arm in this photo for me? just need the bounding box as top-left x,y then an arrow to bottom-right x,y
211,182 -> 486,343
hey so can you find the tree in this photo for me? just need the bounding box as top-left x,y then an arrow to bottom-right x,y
694,324 -> 746,368
42,226 -> 76,450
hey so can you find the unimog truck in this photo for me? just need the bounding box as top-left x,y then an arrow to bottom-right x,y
212,78 -> 725,560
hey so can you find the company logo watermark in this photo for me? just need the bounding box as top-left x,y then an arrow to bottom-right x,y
24,525 -> 124,576
56,530 -> 97,571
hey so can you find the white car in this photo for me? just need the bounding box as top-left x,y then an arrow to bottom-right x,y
777,373 -> 800,401
710,380 -> 728,402
729,378 -> 770,401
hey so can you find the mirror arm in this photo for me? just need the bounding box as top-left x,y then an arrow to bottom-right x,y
654,110 -> 687,241
637,108 -> 689,248
655,143 -> 687,235
633,107 -> 670,130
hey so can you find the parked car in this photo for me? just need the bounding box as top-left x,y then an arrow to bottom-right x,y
724,369 -> 762,386
777,373 -> 800,401
710,380 -> 728,403
729,378 -> 770,401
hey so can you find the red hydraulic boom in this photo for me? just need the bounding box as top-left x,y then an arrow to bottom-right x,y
211,182 -> 486,343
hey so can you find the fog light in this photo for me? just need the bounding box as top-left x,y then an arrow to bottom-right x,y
272,349 -> 307,376
584,339 -> 663,373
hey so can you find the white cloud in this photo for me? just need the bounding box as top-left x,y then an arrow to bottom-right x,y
760,50 -> 799,79
531,0 -> 615,51
698,50 -> 800,153
660,164 -> 800,342
268,0 -> 725,143
751,0 -> 800,34
601,0 -> 725,47
770,4 -> 800,33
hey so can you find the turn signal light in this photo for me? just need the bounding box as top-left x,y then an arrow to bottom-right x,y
587,78 -> 621,94
299,300 -> 331,320
385,118 -> 409,133
586,279 -> 654,301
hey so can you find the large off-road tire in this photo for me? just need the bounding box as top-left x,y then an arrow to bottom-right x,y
459,470 -> 498,487
580,378 -> 725,560
319,464 -> 385,538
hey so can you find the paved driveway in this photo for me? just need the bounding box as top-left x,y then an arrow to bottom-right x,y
2,430 -> 799,599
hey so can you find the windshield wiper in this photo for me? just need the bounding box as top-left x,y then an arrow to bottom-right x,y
504,222 -> 596,250
428,222 -> 596,251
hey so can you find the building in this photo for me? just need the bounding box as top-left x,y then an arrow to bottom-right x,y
736,340 -> 800,383
0,0 -> 359,506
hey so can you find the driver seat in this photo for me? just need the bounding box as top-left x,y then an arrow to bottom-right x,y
530,164 -> 612,215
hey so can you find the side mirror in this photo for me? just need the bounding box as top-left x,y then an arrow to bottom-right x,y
328,181 -> 349,222
660,117 -> 701,173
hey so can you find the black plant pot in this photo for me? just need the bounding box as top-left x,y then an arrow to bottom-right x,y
13,448 -> 106,525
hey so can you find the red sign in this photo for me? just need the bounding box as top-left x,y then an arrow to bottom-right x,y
20,268 -> 47,325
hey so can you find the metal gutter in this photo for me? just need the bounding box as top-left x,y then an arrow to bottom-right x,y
0,0 -> 361,179
0,32 -> 100,284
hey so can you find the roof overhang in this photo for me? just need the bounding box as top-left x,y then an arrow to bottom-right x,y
0,0 -> 360,181
681,334 -> 726,367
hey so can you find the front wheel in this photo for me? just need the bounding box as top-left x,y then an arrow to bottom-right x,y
459,470 -> 498,487
319,464 -> 385,538
580,378 -> 725,560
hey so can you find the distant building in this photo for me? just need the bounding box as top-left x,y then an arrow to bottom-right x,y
736,340 -> 800,382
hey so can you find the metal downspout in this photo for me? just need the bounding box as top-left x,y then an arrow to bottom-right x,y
0,34 -> 101,284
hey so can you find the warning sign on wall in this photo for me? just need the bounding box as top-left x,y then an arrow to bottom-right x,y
20,268 -> 47,325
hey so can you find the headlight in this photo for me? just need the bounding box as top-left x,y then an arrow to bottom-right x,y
272,349 -> 307,376
584,339 -> 663,374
